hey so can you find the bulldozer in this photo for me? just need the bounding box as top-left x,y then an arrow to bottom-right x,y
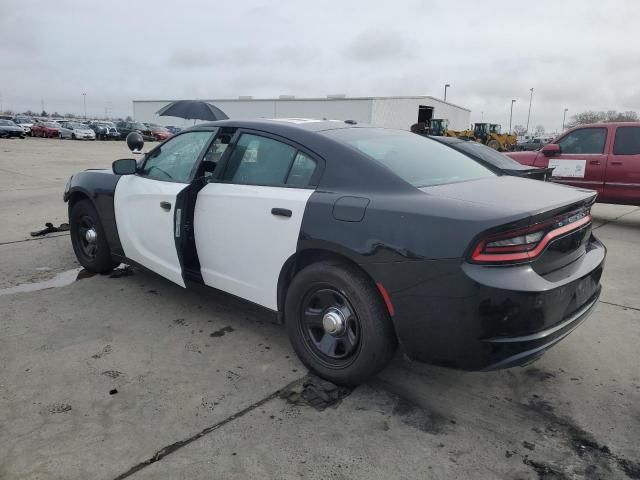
472,123 -> 517,151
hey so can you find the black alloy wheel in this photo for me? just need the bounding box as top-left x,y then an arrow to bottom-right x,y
300,287 -> 361,366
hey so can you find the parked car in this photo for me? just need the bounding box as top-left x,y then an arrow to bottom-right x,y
431,136 -> 553,180
116,121 -> 152,139
59,121 -> 96,140
12,115 -> 35,135
508,122 -> 640,206
89,121 -> 120,140
515,137 -> 548,151
64,119 -> 605,385
31,121 -> 61,138
0,119 -> 26,138
150,126 -> 172,141
165,125 -> 182,134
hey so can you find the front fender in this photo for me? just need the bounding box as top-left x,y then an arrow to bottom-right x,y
66,169 -> 124,257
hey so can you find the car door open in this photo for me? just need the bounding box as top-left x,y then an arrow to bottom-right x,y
114,131 -> 213,287
194,132 -> 319,310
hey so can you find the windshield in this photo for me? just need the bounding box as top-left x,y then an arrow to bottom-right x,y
323,128 -> 495,187
15,116 -> 34,124
68,123 -> 86,129
0,120 -> 16,126
153,127 -> 169,132
44,122 -> 59,128
132,122 -> 147,130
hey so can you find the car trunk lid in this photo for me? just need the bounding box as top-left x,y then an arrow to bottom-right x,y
420,176 -> 597,272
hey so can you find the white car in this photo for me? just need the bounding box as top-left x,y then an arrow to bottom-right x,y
59,122 -> 96,140
12,115 -> 35,135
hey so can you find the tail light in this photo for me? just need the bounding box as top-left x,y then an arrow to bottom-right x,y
471,209 -> 592,264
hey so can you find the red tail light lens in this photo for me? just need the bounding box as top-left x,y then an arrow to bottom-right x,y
471,210 -> 592,264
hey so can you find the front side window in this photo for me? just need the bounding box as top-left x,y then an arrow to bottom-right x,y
613,126 -> 640,155
140,131 -> 212,182
558,128 -> 606,154
222,133 -> 297,186
324,128 -> 495,187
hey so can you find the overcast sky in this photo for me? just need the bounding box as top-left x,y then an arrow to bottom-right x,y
1,0 -> 638,131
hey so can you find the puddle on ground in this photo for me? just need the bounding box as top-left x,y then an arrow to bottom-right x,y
0,268 -> 91,296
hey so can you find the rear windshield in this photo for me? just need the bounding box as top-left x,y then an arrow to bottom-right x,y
445,140 -> 525,169
323,128 -> 495,187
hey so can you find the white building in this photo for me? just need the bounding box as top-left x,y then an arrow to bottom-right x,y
132,95 -> 471,131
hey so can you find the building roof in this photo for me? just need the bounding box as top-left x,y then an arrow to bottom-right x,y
133,95 -> 471,112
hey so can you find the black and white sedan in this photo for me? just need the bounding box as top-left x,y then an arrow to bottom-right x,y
64,119 -> 605,385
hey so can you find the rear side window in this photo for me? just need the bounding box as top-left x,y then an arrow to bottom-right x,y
222,133 -> 296,186
286,152 -> 317,186
558,128 -> 606,154
323,128 -> 494,187
613,127 -> 640,155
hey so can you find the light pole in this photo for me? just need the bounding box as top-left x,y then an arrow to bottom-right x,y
444,84 -> 450,102
481,111 -> 484,122
509,99 -> 516,134
82,93 -> 87,119
526,87 -> 534,133
562,108 -> 568,130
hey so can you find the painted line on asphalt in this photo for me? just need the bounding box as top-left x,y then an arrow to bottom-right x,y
112,376 -> 307,480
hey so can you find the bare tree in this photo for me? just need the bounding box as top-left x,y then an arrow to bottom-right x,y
567,110 -> 638,127
534,125 -> 545,136
513,124 -> 527,136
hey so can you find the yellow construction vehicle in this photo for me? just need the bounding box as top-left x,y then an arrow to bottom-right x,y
472,123 -> 517,151
410,118 -> 450,136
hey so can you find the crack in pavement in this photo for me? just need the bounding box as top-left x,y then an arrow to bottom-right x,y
0,232 -> 69,246
111,376 -> 307,480
593,206 -> 640,230
599,300 -> 640,313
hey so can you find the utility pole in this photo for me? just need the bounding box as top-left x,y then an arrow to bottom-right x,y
444,84 -> 450,102
82,92 -> 87,119
481,111 -> 484,122
562,108 -> 568,130
509,99 -> 516,134
526,87 -> 534,133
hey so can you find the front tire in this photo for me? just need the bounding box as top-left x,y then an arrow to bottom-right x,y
285,261 -> 397,386
487,139 -> 501,150
70,200 -> 117,273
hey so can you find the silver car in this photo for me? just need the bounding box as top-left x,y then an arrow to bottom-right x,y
59,122 -> 96,140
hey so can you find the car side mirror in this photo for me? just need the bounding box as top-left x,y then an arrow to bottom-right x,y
112,158 -> 137,175
542,143 -> 561,156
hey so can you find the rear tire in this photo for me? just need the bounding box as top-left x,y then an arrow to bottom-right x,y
70,200 -> 117,273
285,261 -> 397,386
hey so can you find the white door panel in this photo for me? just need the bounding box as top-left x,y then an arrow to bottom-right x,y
114,175 -> 186,287
194,183 -> 313,310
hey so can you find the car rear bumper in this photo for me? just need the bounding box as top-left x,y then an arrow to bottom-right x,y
364,235 -> 606,370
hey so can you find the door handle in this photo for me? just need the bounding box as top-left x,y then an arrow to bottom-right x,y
610,161 -> 623,165
160,201 -> 172,211
589,160 -> 601,165
271,208 -> 292,218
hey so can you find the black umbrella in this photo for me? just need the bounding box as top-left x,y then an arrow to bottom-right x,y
156,100 -> 229,121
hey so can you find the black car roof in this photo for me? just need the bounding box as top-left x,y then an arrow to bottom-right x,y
193,118 -> 370,133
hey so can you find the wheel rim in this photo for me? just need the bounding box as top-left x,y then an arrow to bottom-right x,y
300,287 -> 361,367
77,215 -> 98,259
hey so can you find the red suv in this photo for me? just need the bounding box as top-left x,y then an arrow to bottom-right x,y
508,123 -> 640,206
